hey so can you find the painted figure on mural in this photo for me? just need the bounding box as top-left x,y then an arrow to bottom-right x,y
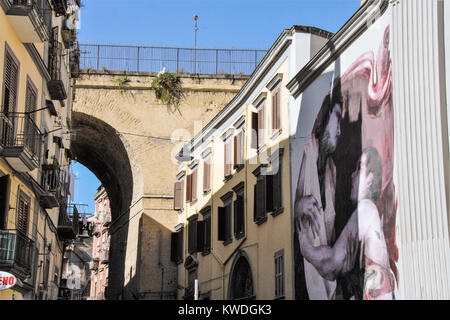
293,25 -> 397,300
294,82 -> 343,300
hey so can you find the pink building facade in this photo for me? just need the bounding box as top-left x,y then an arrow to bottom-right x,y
89,185 -> 111,300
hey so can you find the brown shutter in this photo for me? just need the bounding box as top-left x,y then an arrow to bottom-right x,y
266,174 -> 274,212
204,217 -> 211,251
251,112 -> 258,149
186,174 -> 192,203
17,196 -> 29,235
234,195 -> 244,237
3,53 -> 19,114
224,139 -> 231,177
170,232 -> 179,262
196,220 -> 205,253
272,92 -> 276,130
191,169 -> 197,201
188,220 -> 197,254
218,206 -> 226,241
177,228 -> 184,262
255,177 -> 266,220
203,158 -> 210,193
273,165 -> 282,210
258,106 -> 265,147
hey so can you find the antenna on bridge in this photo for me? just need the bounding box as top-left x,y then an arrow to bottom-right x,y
194,15 -> 198,74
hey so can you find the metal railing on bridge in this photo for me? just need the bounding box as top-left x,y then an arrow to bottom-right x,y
79,43 -> 267,75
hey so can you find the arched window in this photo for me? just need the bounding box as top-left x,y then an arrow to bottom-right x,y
229,255 -> 254,300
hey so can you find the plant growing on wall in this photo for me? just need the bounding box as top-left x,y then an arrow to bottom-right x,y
114,76 -> 131,88
151,72 -> 185,114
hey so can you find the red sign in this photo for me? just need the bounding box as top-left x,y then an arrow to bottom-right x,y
0,272 -> 17,290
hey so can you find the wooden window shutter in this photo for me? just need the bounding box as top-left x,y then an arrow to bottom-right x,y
251,112 -> 258,149
188,220 -> 197,254
255,177 -> 266,220
266,174 -> 274,212
17,196 -> 29,235
253,184 -> 258,222
258,106 -> 265,147
275,88 -> 280,130
203,159 -> 210,193
25,81 -> 37,121
170,232 -> 179,262
234,195 -> 244,237
273,165 -> 282,210
218,206 -> 226,241
173,181 -> 183,210
204,217 -> 211,251
3,53 -> 19,114
191,170 -> 197,202
224,139 -> 231,177
196,220 -> 205,253
186,174 -> 192,203
272,92 -> 276,130
233,135 -> 240,168
177,229 -> 184,262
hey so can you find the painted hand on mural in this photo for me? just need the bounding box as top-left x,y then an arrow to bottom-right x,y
294,195 -> 321,239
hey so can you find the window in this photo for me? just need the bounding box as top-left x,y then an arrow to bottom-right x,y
203,155 -> 211,193
2,46 -> 19,115
25,78 -> 37,121
274,250 -> 285,299
185,165 -> 197,203
199,206 -> 211,254
269,148 -> 284,216
224,137 -> 232,178
271,87 -> 280,131
17,191 -> 30,235
218,192 -> 233,245
173,176 -> 184,210
267,73 -> 283,134
232,182 -> 245,239
187,214 -> 198,254
233,130 -> 245,170
170,226 -> 184,264
251,93 -> 266,150
229,255 -> 254,300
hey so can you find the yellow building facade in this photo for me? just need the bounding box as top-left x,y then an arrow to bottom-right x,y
0,0 -> 79,300
171,26 -> 332,300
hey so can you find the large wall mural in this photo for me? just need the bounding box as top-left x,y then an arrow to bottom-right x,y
292,11 -> 397,300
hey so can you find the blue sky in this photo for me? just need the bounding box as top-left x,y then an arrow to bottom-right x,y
72,0 -> 360,216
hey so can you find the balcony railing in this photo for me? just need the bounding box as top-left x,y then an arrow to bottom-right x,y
0,229 -> 34,277
40,164 -> 62,208
50,0 -> 66,16
57,204 -> 79,240
0,112 -> 42,171
48,38 -> 68,100
3,0 -> 53,42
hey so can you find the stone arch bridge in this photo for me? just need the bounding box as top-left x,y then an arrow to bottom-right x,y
71,69 -> 248,299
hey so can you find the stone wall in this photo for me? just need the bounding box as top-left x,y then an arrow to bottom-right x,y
72,71 -> 248,299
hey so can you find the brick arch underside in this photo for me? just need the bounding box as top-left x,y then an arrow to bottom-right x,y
70,111 -> 134,221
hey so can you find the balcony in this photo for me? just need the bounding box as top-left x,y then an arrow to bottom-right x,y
89,259 -> 98,271
39,164 -> 61,209
48,40 -> 67,101
0,229 -> 34,279
57,204 -> 79,240
50,0 -> 66,16
1,0 -> 52,43
100,248 -> 109,264
0,112 -> 42,172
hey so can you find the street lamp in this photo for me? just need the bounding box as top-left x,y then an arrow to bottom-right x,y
194,15 -> 198,74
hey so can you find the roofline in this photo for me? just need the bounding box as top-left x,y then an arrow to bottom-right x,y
178,25 -> 334,159
287,0 -> 390,97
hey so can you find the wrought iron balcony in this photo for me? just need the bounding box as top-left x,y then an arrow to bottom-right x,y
39,164 -> 62,209
50,0 -> 66,16
1,0 -> 52,42
57,204 -> 79,240
0,229 -> 34,279
48,40 -> 67,100
0,112 -> 42,172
